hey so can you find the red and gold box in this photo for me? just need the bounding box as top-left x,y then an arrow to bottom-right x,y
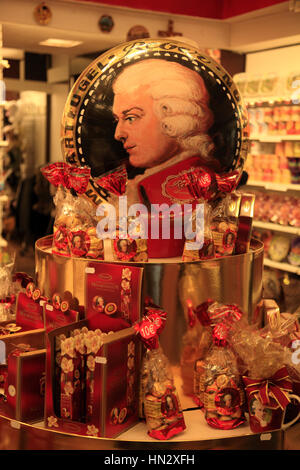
45,318 -> 140,438
0,292 -> 45,339
44,303 -> 80,332
85,262 -> 144,325
0,347 -> 46,422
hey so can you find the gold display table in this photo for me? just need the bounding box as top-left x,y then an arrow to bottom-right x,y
0,410 -> 284,450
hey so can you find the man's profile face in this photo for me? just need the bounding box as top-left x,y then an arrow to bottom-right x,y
73,236 -> 82,249
113,86 -> 178,168
119,239 -> 128,252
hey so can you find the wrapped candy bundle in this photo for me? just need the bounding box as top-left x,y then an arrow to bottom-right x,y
41,163 -> 104,259
96,166 -> 149,263
258,302 -> 300,407
229,319 -> 300,433
135,307 -> 186,440
193,300 -> 244,411
182,203 -> 215,262
210,192 -> 241,257
180,167 -> 240,262
200,323 -> 246,429
180,300 -> 212,397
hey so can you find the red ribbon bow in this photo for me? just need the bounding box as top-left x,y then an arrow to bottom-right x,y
41,162 -> 91,194
195,299 -> 243,327
243,367 -> 293,410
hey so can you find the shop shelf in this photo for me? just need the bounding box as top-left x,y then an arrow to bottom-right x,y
246,181 -> 300,192
249,134 -> 300,143
253,220 -> 300,236
264,258 -> 300,275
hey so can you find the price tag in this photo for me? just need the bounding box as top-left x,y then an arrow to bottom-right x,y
139,320 -> 157,339
10,420 -> 21,430
95,356 -> 107,364
260,433 -> 272,441
0,341 -> 6,365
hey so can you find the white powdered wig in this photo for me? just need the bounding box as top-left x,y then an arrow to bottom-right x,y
112,59 -> 215,161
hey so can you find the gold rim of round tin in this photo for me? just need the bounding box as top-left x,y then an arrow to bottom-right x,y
61,38 -> 249,206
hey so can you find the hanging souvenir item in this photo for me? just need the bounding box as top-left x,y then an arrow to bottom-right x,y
135,308 -> 186,440
182,202 -> 214,262
41,163 -> 104,259
33,2 -> 52,25
211,192 -> 241,257
200,322 -> 246,430
193,300 -> 244,410
180,300 -> 212,397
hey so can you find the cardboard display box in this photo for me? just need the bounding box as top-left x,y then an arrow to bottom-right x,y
45,319 -> 141,438
0,348 -> 46,422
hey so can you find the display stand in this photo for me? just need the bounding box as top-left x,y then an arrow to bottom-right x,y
0,411 -> 284,450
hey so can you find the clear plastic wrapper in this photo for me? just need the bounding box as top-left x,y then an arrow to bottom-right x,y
200,323 -> 246,429
135,308 -> 186,440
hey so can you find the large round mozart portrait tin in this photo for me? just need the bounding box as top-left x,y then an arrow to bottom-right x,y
61,39 -> 248,206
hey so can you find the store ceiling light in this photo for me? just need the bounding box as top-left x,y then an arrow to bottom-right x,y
38,38 -> 83,48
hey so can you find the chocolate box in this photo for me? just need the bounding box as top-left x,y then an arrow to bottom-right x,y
44,303 -> 80,332
45,319 -> 141,438
0,292 -> 45,340
85,262 -> 144,325
0,348 -> 46,422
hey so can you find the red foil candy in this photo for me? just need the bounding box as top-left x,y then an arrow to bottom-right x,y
195,300 -> 243,327
216,170 -> 240,194
195,299 -> 214,326
182,166 -> 240,203
94,165 -> 127,196
41,162 -> 91,194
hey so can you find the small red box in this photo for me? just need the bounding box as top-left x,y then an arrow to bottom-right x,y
1,348 -> 46,422
85,262 -> 143,325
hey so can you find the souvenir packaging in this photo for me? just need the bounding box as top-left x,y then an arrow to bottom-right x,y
211,192 -> 241,257
60,335 -> 85,421
80,328 -> 101,422
96,166 -> 149,263
44,297 -> 80,332
41,163 -> 104,260
1,345 -> 46,422
135,309 -> 186,440
192,300 -> 244,411
200,322 -> 246,429
182,203 -> 215,262
228,319 -> 300,432
0,290 -> 45,338
234,193 -> 255,255
180,301 -> 212,397
45,318 -> 140,438
85,262 -> 143,326
243,367 -> 300,433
